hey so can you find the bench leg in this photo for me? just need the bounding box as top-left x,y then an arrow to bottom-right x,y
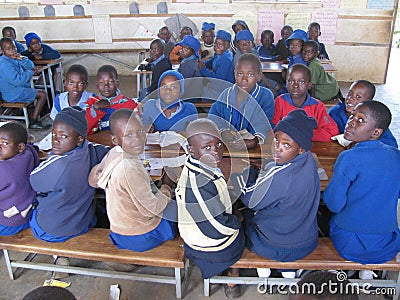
175,267 -> 182,299
22,106 -> 29,128
204,278 -> 210,297
394,271 -> 400,300
3,249 -> 14,280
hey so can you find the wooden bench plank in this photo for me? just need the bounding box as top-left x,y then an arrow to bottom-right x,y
0,228 -> 185,268
0,101 -> 29,109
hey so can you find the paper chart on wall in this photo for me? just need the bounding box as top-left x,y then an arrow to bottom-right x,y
311,11 -> 338,45
232,11 -> 258,40
133,25 -> 155,38
285,13 -> 311,31
92,15 -> 112,44
367,0 -> 395,9
322,0 -> 340,8
257,11 -> 285,45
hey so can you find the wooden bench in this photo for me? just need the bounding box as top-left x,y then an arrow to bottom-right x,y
0,228 -> 188,299
0,101 -> 30,127
204,237 -> 400,299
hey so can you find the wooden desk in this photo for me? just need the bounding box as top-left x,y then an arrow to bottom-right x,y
261,62 -> 284,73
33,58 -> 64,101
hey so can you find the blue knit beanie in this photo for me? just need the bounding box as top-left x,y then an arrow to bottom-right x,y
235,30 -> 254,42
157,70 -> 185,98
215,30 -> 231,42
202,22 -> 215,31
176,35 -> 201,59
24,32 -> 41,47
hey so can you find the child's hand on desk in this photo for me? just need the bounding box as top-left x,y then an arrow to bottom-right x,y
93,99 -> 110,110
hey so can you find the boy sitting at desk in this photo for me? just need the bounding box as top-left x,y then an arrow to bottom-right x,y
2,26 -> 25,53
199,30 -> 235,84
233,109 -> 320,279
85,65 -> 138,135
139,39 -> 172,101
0,37 -> 48,129
0,122 -> 39,236
169,26 -> 193,63
232,30 -> 258,67
21,32 -> 61,61
272,64 -> 339,142
302,41 -> 340,102
157,26 -> 174,58
89,109 -> 176,252
29,106 -> 109,243
50,64 -> 95,119
200,22 -> 215,60
324,100 -> 400,279
176,118 -> 245,298
276,25 -> 293,62
209,53 -> 274,150
142,70 -> 198,133
257,30 -> 279,62
328,80 -> 398,148
307,22 -> 330,60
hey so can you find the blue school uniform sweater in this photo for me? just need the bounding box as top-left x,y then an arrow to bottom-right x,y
21,44 -> 61,61
234,151 -> 320,260
30,141 -> 108,237
209,84 -> 274,143
15,40 -> 25,53
328,102 -> 398,148
0,55 -> 34,102
201,49 -> 234,83
288,53 -> 307,67
257,44 -> 279,61
324,140 -> 400,235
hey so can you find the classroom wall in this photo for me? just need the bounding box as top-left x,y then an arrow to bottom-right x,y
0,0 -> 398,83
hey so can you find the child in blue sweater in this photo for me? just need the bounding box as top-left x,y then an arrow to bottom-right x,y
0,122 -> 39,235
2,26 -> 25,53
21,32 -> 61,61
29,106 -> 109,242
324,100 -> 400,278
328,80 -> 398,148
287,29 -> 308,67
142,70 -> 198,133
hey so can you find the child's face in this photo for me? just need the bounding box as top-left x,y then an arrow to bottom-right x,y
235,60 -> 261,93
236,39 -> 252,54
261,33 -> 273,48
345,82 -> 372,114
308,26 -> 320,41
0,131 -> 24,160
159,75 -> 181,104
1,40 -> 17,59
179,45 -> 194,59
273,131 -> 304,165
202,31 -> 215,45
3,29 -> 16,40
289,39 -> 303,56
65,72 -> 87,103
29,38 -> 42,54
149,41 -> 163,60
302,45 -> 318,63
214,38 -> 229,55
344,103 -> 381,142
112,117 -> 146,155
158,29 -> 171,43
179,28 -> 192,40
188,133 -> 223,168
51,122 -> 83,155
233,24 -> 246,34
281,28 -> 293,40
96,72 -> 119,98
287,69 -> 312,103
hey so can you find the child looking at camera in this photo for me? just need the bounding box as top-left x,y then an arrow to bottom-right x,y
276,25 -> 293,61
89,109 -> 176,252
2,26 -> 24,53
0,122 -> 39,236
286,29 -> 308,67
21,32 -> 61,61
85,65 -> 138,134
200,22 -> 215,60
307,22 -> 329,60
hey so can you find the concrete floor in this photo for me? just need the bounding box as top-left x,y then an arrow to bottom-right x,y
1,49 -> 399,299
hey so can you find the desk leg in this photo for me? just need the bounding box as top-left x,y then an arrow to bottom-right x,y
41,69 -> 50,109
47,66 -> 56,102
136,73 -> 140,98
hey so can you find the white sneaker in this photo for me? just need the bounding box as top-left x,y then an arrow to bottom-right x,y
257,268 -> 271,278
359,270 -> 377,279
281,271 -> 296,279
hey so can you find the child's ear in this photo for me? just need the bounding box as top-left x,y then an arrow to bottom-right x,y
111,135 -> 119,147
307,81 -> 313,90
187,144 -> 193,155
77,136 -> 84,146
18,143 -> 26,153
371,128 -> 384,139
298,147 -> 305,155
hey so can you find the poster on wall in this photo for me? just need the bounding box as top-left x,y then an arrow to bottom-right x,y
322,0 -> 340,8
285,13 -> 311,31
92,15 -> 112,44
311,11 -> 338,45
367,0 -> 395,9
257,11 -> 285,45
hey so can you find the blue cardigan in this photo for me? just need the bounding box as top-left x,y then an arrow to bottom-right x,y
328,102 -> 398,148
201,49 -> 234,83
324,140 -> 400,234
21,43 -> 61,61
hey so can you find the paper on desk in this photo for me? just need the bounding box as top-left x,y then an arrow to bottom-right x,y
146,132 -> 160,144
311,152 -> 329,180
159,131 -> 186,147
37,132 -> 52,151
331,134 -> 352,147
147,155 -> 187,169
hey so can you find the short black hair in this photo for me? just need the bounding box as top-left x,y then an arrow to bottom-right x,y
158,26 -> 169,34
180,26 -> 193,35
304,40 -> 319,53
236,53 -> 262,73
22,286 -> 76,300
109,108 -> 141,135
308,22 -> 321,31
97,64 -> 118,80
0,122 -> 28,144
288,64 -> 311,82
353,80 -> 376,99
66,64 -> 89,82
261,29 -> 274,41
2,26 -> 16,36
295,271 -> 359,299
0,37 -> 13,50
281,25 -> 293,36
150,38 -> 165,50
359,100 -> 392,132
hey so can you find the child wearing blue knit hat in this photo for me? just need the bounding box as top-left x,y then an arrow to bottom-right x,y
199,29 -> 235,84
176,35 -> 201,79
233,30 -> 258,67
21,32 -> 61,61
200,22 -> 215,60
